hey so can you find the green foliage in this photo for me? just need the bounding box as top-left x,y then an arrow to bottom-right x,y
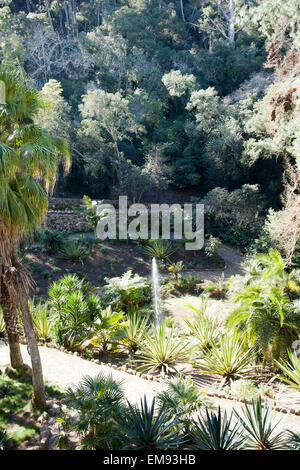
190,407 -> 246,450
204,235 -> 221,259
194,332 -> 255,383
157,376 -> 212,427
59,240 -> 89,264
235,397 -> 288,450
274,350 -> 300,392
48,274 -> 101,349
228,379 -> 260,401
137,322 -> 189,374
115,396 -> 186,450
66,373 -> 125,450
203,274 -> 228,299
91,306 -> 128,354
122,313 -> 149,354
144,239 -> 177,261
102,270 -> 150,311
40,228 -> 65,253
29,298 -> 53,343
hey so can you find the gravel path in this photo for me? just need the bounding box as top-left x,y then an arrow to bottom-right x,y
0,344 -> 166,403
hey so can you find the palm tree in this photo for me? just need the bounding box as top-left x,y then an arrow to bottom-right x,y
0,65 -> 70,407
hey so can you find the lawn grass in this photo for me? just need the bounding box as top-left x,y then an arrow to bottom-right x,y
0,366 -> 64,448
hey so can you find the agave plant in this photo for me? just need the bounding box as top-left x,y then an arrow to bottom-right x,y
157,375 -> 213,428
235,397 -> 288,450
59,240 -> 89,264
115,396 -> 186,450
67,373 -> 125,449
144,239 -> 176,261
29,298 -> 54,343
274,349 -> 300,392
122,313 -> 149,354
190,407 -> 246,450
137,321 -> 189,374
194,332 -> 255,385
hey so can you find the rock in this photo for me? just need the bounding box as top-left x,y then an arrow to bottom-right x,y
120,365 -> 127,371
112,364 -> 117,369
48,404 -> 61,417
37,412 -> 48,423
141,374 -> 148,380
48,435 -> 59,450
146,375 -> 153,381
47,417 -> 57,426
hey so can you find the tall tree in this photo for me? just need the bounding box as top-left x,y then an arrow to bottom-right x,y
0,66 -> 70,407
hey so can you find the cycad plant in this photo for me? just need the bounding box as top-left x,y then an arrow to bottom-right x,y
190,407 -> 246,450
235,397 -> 287,450
144,239 -> 176,261
91,306 -> 127,354
115,396 -> 186,450
274,349 -> 300,392
228,286 -> 300,363
0,65 -> 70,407
29,298 -> 53,343
137,321 -> 189,374
194,332 -> 255,386
40,228 -> 65,253
67,373 -> 125,450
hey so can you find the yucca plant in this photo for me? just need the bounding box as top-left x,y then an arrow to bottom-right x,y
157,375 -> 212,429
144,239 -> 177,261
274,349 -> 300,392
137,322 -> 189,374
29,298 -> 54,343
59,240 -> 89,264
67,373 -> 125,450
235,397 -> 288,450
194,332 -> 255,385
122,313 -> 149,354
115,396 -> 186,450
190,407 -> 246,450
185,314 -> 221,352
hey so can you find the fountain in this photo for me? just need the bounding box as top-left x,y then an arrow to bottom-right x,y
151,257 -> 161,324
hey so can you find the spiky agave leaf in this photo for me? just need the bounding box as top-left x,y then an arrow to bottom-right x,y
274,349 -> 300,392
234,397 -> 288,450
190,407 -> 246,450
115,396 -> 186,450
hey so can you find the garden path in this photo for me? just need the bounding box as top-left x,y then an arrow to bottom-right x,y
1,344 -> 300,433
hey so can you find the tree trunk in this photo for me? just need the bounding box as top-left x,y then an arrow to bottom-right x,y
228,0 -> 235,44
19,290 -> 46,409
1,293 -> 24,368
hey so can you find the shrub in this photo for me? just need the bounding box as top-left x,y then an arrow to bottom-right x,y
49,274 -> 101,348
203,274 -> 228,299
144,239 -> 176,261
115,397 -> 186,450
204,235 -> 221,259
102,270 -> 150,311
40,228 -> 65,253
228,379 -> 259,401
137,322 -> 189,374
